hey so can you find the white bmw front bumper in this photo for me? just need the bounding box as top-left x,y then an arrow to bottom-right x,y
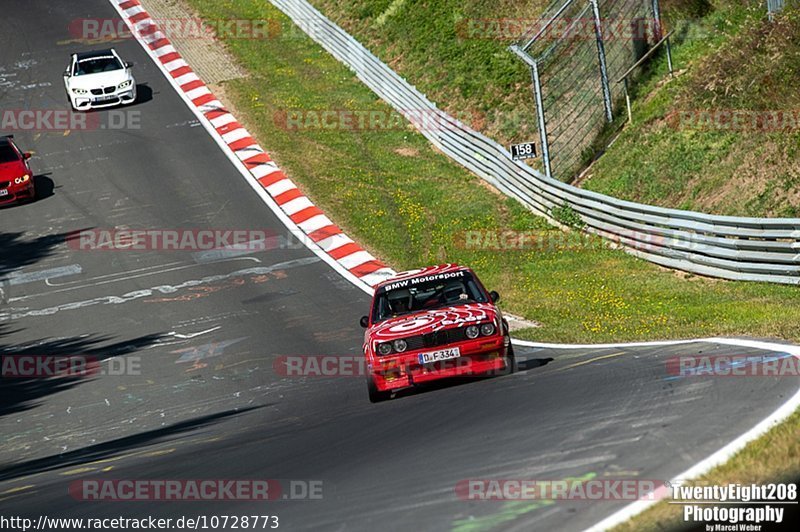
70,83 -> 137,110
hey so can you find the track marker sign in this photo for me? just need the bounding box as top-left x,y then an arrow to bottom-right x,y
510,141 -> 537,160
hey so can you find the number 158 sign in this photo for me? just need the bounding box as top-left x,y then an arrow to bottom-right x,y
510,142 -> 537,161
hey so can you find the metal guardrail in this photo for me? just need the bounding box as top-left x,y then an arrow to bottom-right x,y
270,0 -> 800,285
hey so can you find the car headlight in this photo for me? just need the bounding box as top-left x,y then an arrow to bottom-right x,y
377,342 -> 393,356
118,80 -> 133,89
480,323 -> 496,336
73,88 -> 88,95
393,339 -> 407,353
14,175 -> 30,185
465,325 -> 480,339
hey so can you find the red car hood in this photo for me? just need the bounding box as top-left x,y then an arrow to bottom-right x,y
0,160 -> 26,180
369,303 -> 498,342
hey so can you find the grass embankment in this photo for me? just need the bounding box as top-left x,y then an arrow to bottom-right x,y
583,3 -> 800,217
305,0 -> 800,216
183,0 -> 800,522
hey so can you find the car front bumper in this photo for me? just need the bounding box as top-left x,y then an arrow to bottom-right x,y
369,335 -> 511,392
0,181 -> 35,205
71,85 -> 137,110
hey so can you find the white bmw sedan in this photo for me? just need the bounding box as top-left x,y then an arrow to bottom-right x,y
63,48 -> 137,111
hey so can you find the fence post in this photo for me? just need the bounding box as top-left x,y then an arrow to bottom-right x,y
651,0 -> 663,39
651,0 -> 672,76
589,0 -> 613,123
530,60 -> 552,178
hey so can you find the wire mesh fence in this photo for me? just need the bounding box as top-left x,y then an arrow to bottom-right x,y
768,0 -> 786,20
511,0 -> 664,181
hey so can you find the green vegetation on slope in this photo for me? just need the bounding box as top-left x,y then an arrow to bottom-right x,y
309,0 -> 800,216
584,3 -> 800,217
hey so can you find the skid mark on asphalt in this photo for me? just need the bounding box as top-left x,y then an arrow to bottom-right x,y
0,486 -> 37,504
144,277 -> 246,303
0,257 -> 320,321
528,351 -> 627,377
171,337 -> 248,372
450,473 -> 597,532
0,485 -> 34,497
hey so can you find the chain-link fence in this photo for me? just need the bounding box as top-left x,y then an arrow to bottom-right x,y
511,0 -> 664,181
768,0 -> 786,20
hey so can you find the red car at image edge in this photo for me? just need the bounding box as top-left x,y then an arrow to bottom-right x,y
360,264 -> 516,402
0,135 -> 36,205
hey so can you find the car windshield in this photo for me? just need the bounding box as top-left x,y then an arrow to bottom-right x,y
74,56 -> 123,76
372,271 -> 488,322
0,143 -> 20,164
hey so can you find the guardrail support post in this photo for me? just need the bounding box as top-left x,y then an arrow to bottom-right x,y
530,61 -> 552,178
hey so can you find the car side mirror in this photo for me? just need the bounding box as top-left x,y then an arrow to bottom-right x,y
63,68 -> 71,77
489,291 -> 500,303
23,152 -> 31,160
125,62 -> 134,69
359,316 -> 369,328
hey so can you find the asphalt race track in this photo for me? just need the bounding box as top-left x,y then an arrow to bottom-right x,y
1,1 -> 798,530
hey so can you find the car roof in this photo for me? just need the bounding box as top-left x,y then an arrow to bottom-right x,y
375,264 -> 470,291
75,49 -> 115,61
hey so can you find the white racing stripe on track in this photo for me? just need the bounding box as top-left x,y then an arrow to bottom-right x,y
0,258 -> 320,322
1,265 -> 83,286
513,337 -> 703,350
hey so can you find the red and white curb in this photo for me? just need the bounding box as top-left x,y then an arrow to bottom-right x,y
110,0 -> 395,291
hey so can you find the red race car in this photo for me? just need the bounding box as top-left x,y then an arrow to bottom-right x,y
360,264 -> 515,402
0,135 -> 35,205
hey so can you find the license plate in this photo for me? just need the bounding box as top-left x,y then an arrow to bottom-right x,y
96,94 -> 115,101
0,189 -> 8,196
418,347 -> 460,364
